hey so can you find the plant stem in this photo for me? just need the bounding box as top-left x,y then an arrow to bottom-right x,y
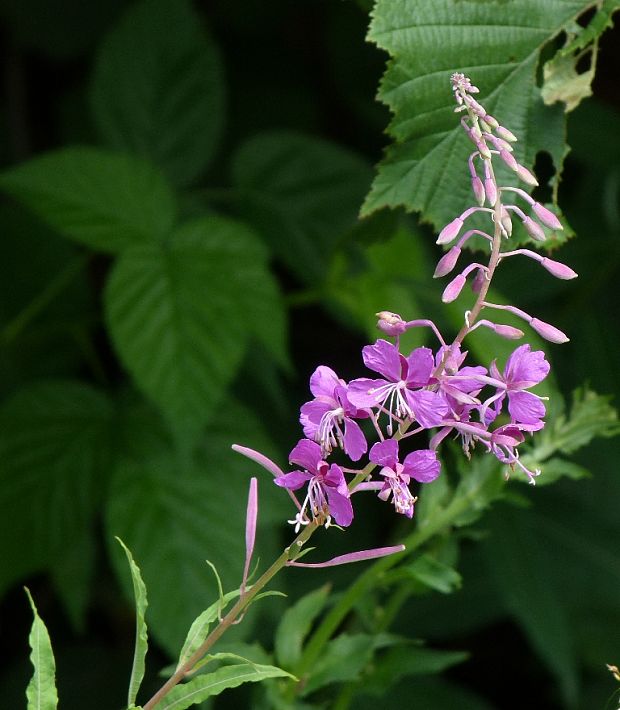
141,523 -> 318,710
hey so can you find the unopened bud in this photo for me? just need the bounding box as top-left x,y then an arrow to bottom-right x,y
376,311 -> 407,336
532,202 -> 563,230
484,177 -> 497,206
470,123 -> 482,141
522,216 -> 546,242
479,118 -> 492,134
495,125 -> 517,142
530,318 -> 569,344
471,268 -> 486,294
476,139 -> 492,160
493,323 -> 524,339
434,246 -> 461,278
540,258 -> 578,279
499,149 -> 518,171
500,206 -> 513,236
515,165 -> 539,187
442,274 -> 467,303
437,217 -> 464,245
483,114 -> 499,129
471,176 -> 485,205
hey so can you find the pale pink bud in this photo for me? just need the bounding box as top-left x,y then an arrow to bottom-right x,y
495,125 -> 517,142
470,123 -> 482,141
471,268 -> 486,293
500,206 -> 513,236
499,149 -> 518,171
434,246 -> 461,278
522,216 -> 546,242
484,177 -> 497,206
376,311 -> 407,336
471,176 -> 485,205
540,258 -> 578,279
532,202 -> 563,230
479,118 -> 492,134
515,165 -> 539,187
489,135 -> 513,153
483,114 -> 499,129
442,274 -> 466,303
493,323 -> 524,339
530,318 -> 569,344
437,217 -> 464,245
476,139 -> 492,159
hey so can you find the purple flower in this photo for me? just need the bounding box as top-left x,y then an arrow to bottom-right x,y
369,439 -> 441,518
300,366 -> 368,461
484,344 -> 550,427
486,423 -> 540,484
274,439 -> 353,530
347,340 -> 449,431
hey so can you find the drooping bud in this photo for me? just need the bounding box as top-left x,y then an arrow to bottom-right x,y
515,165 -> 539,187
495,125 -> 517,142
471,175 -> 485,205
437,217 -> 464,245
492,323 -> 524,339
434,246 -> 461,278
540,258 -> 578,279
500,206 -> 513,236
376,311 -> 407,336
532,202 -> 563,230
442,274 -> 466,303
484,175 -> 497,206
471,268 -> 486,294
530,318 -> 570,344
499,149 -> 518,171
522,216 -> 546,242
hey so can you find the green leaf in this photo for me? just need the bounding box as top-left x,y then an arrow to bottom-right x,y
25,588 -> 58,710
363,644 -> 468,696
91,0 -> 225,186
177,589 -> 241,672
0,147 -> 176,252
0,381 -> 112,598
106,398 -> 283,654
159,663 -> 295,709
362,0 -> 593,226
116,538 -> 149,708
232,131 -> 372,283
403,554 -> 462,595
482,505 -> 578,705
274,585 -> 331,671
105,214 -> 287,444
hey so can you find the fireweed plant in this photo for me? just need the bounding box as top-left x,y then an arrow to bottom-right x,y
24,74 -> 579,710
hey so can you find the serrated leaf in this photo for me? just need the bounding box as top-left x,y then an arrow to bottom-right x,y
116,538 -> 149,708
91,0 -> 225,186
232,131 -> 372,283
177,589 -> 241,671
0,147 -> 176,252
105,398 -> 283,654
0,381 -> 112,597
105,214 -> 287,444
25,588 -> 58,710
362,0 -> 593,226
274,585 -> 331,671
159,663 -> 295,709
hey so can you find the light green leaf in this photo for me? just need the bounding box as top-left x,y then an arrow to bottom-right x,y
232,131 -> 372,283
0,381 -> 112,599
25,588 -> 58,710
403,554 -> 462,595
177,589 -> 241,672
116,538 -> 149,708
362,0 -> 593,226
91,0 -> 225,186
0,147 -> 176,252
160,663 -> 295,709
274,585 -> 331,671
106,398 -> 283,654
105,214 -> 288,444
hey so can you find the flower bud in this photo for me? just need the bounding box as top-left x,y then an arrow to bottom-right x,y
499,149 -> 518,171
470,123 -> 482,141
495,125 -> 517,142
484,176 -> 498,206
483,113 -> 499,129
434,246 -> 461,278
515,165 -> 539,187
471,176 -> 485,205
442,274 -> 466,303
479,118 -> 492,134
500,206 -> 513,236
471,268 -> 485,294
376,311 -> 407,336
522,216 -> 546,242
530,318 -> 569,344
437,217 -> 464,245
476,139 -> 492,160
540,258 -> 578,280
492,323 -> 524,339
532,202 -> 563,230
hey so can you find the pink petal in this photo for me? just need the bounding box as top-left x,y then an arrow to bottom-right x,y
403,449 -> 441,483
343,418 -> 367,461
508,391 -> 546,425
347,378 -> 388,408
300,399 -> 332,439
274,470 -> 312,490
289,439 -> 323,473
361,339 -> 401,381
369,439 -> 399,468
309,365 -> 341,398
405,347 -> 434,387
326,488 -> 354,527
406,390 -> 449,428
505,345 -> 550,387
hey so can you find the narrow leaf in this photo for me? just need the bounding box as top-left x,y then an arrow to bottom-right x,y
116,538 -> 149,708
159,663 -> 295,709
0,147 -> 176,252
25,588 -> 58,710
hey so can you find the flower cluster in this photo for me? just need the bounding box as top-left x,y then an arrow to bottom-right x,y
234,73 -> 575,541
